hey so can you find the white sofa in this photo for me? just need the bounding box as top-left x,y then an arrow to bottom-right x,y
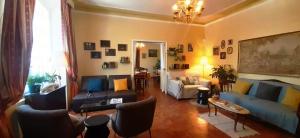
166,71 -> 211,100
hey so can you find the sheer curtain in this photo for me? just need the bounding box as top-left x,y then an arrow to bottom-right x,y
29,0 -> 66,86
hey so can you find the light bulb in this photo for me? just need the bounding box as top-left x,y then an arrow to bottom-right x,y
172,4 -> 178,11
197,0 -> 204,7
185,0 -> 191,6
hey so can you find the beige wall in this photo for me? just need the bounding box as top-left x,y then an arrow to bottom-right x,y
205,0 -> 300,85
139,43 -> 160,76
73,11 -> 205,80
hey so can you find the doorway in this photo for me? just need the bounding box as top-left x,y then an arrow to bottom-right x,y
132,40 -> 167,92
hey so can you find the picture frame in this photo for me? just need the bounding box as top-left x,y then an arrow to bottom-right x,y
100,40 -> 110,48
228,39 -> 233,45
188,43 -> 193,52
105,49 -> 116,56
227,47 -> 233,54
148,49 -> 158,57
221,40 -> 226,49
118,44 -> 127,51
213,47 -> 220,55
177,44 -> 184,53
84,42 -> 95,50
168,48 -> 176,56
220,52 -> 226,59
91,51 -> 101,59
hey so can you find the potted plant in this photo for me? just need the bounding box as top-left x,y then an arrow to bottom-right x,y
27,75 -> 46,93
153,59 -> 160,74
210,65 -> 236,91
44,72 -> 61,83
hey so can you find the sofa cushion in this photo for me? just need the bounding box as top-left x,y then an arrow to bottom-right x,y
81,76 -> 107,92
281,87 -> 300,111
255,82 -> 281,101
114,79 -> 128,92
232,80 -> 252,95
108,75 -> 132,90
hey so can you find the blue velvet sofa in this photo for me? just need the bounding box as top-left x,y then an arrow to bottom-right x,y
220,78 -> 300,134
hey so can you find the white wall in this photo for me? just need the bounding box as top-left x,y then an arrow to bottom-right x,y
205,0 -> 300,85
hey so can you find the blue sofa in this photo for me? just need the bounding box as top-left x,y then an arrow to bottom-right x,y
220,78 -> 300,134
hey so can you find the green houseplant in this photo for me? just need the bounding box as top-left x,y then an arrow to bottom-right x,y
27,75 -> 46,93
210,65 -> 236,91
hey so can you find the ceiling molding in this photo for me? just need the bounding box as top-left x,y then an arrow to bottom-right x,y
73,10 -> 204,27
74,0 -> 266,25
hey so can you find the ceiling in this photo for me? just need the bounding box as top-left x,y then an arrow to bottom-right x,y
75,0 -> 265,25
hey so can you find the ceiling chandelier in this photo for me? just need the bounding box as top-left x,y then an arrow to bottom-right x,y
135,42 -> 145,48
172,0 -> 205,23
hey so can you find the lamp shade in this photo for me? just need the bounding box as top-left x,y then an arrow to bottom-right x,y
200,56 -> 208,65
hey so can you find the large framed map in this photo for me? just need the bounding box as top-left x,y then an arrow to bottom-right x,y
238,31 -> 300,77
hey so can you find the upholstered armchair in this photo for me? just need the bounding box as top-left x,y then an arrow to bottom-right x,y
111,96 -> 157,138
16,105 -> 84,138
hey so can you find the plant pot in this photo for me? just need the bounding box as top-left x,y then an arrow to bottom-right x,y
28,84 -> 41,93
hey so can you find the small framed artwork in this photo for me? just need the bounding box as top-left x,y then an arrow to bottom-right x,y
228,39 -> 233,45
142,53 -> 146,59
148,49 -> 158,57
105,49 -> 116,56
213,47 -> 220,55
220,52 -> 226,59
168,48 -> 176,56
227,47 -> 233,54
177,44 -> 184,53
188,43 -> 193,52
118,44 -> 127,51
91,51 -> 101,59
84,42 -> 95,50
100,40 -> 110,48
221,40 -> 226,49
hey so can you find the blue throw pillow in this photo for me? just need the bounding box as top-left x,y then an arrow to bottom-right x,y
255,82 -> 282,101
81,78 -> 103,93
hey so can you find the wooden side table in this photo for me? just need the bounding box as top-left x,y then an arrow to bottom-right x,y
197,87 -> 209,105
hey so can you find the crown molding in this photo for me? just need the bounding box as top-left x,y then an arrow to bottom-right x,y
74,0 -> 266,26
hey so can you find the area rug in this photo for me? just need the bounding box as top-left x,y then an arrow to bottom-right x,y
199,112 -> 260,138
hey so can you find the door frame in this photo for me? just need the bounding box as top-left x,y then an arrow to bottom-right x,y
131,39 -> 168,92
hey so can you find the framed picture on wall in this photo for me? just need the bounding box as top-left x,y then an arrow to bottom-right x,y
118,44 -> 127,51
105,49 -> 116,56
148,49 -> 158,57
188,43 -> 193,52
227,47 -> 233,54
220,52 -> 226,59
84,42 -> 96,50
100,40 -> 110,48
228,39 -> 233,45
91,51 -> 101,59
213,47 -> 220,55
221,40 -> 226,49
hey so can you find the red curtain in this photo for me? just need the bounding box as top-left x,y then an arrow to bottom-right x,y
0,0 -> 35,137
61,0 -> 78,99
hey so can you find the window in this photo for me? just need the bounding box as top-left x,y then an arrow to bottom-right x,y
26,0 -> 66,93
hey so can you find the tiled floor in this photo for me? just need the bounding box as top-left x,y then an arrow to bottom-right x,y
78,79 -> 294,138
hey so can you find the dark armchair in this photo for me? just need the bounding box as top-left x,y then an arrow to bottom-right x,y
297,103 -> 300,137
111,96 -> 157,138
16,104 -> 84,138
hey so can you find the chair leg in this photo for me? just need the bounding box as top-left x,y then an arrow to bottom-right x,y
149,129 -> 152,138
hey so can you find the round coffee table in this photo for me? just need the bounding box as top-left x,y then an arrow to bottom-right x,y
84,115 -> 110,138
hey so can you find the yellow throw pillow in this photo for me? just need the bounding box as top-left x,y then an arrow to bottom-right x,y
281,87 -> 300,110
114,79 -> 128,92
231,80 -> 252,94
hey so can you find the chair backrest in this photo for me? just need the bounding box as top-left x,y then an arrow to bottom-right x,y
113,96 -> 156,137
16,105 -> 75,138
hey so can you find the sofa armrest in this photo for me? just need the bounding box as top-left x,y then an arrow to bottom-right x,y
167,80 -> 184,93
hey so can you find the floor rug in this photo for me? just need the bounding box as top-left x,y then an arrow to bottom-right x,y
199,112 -> 260,138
